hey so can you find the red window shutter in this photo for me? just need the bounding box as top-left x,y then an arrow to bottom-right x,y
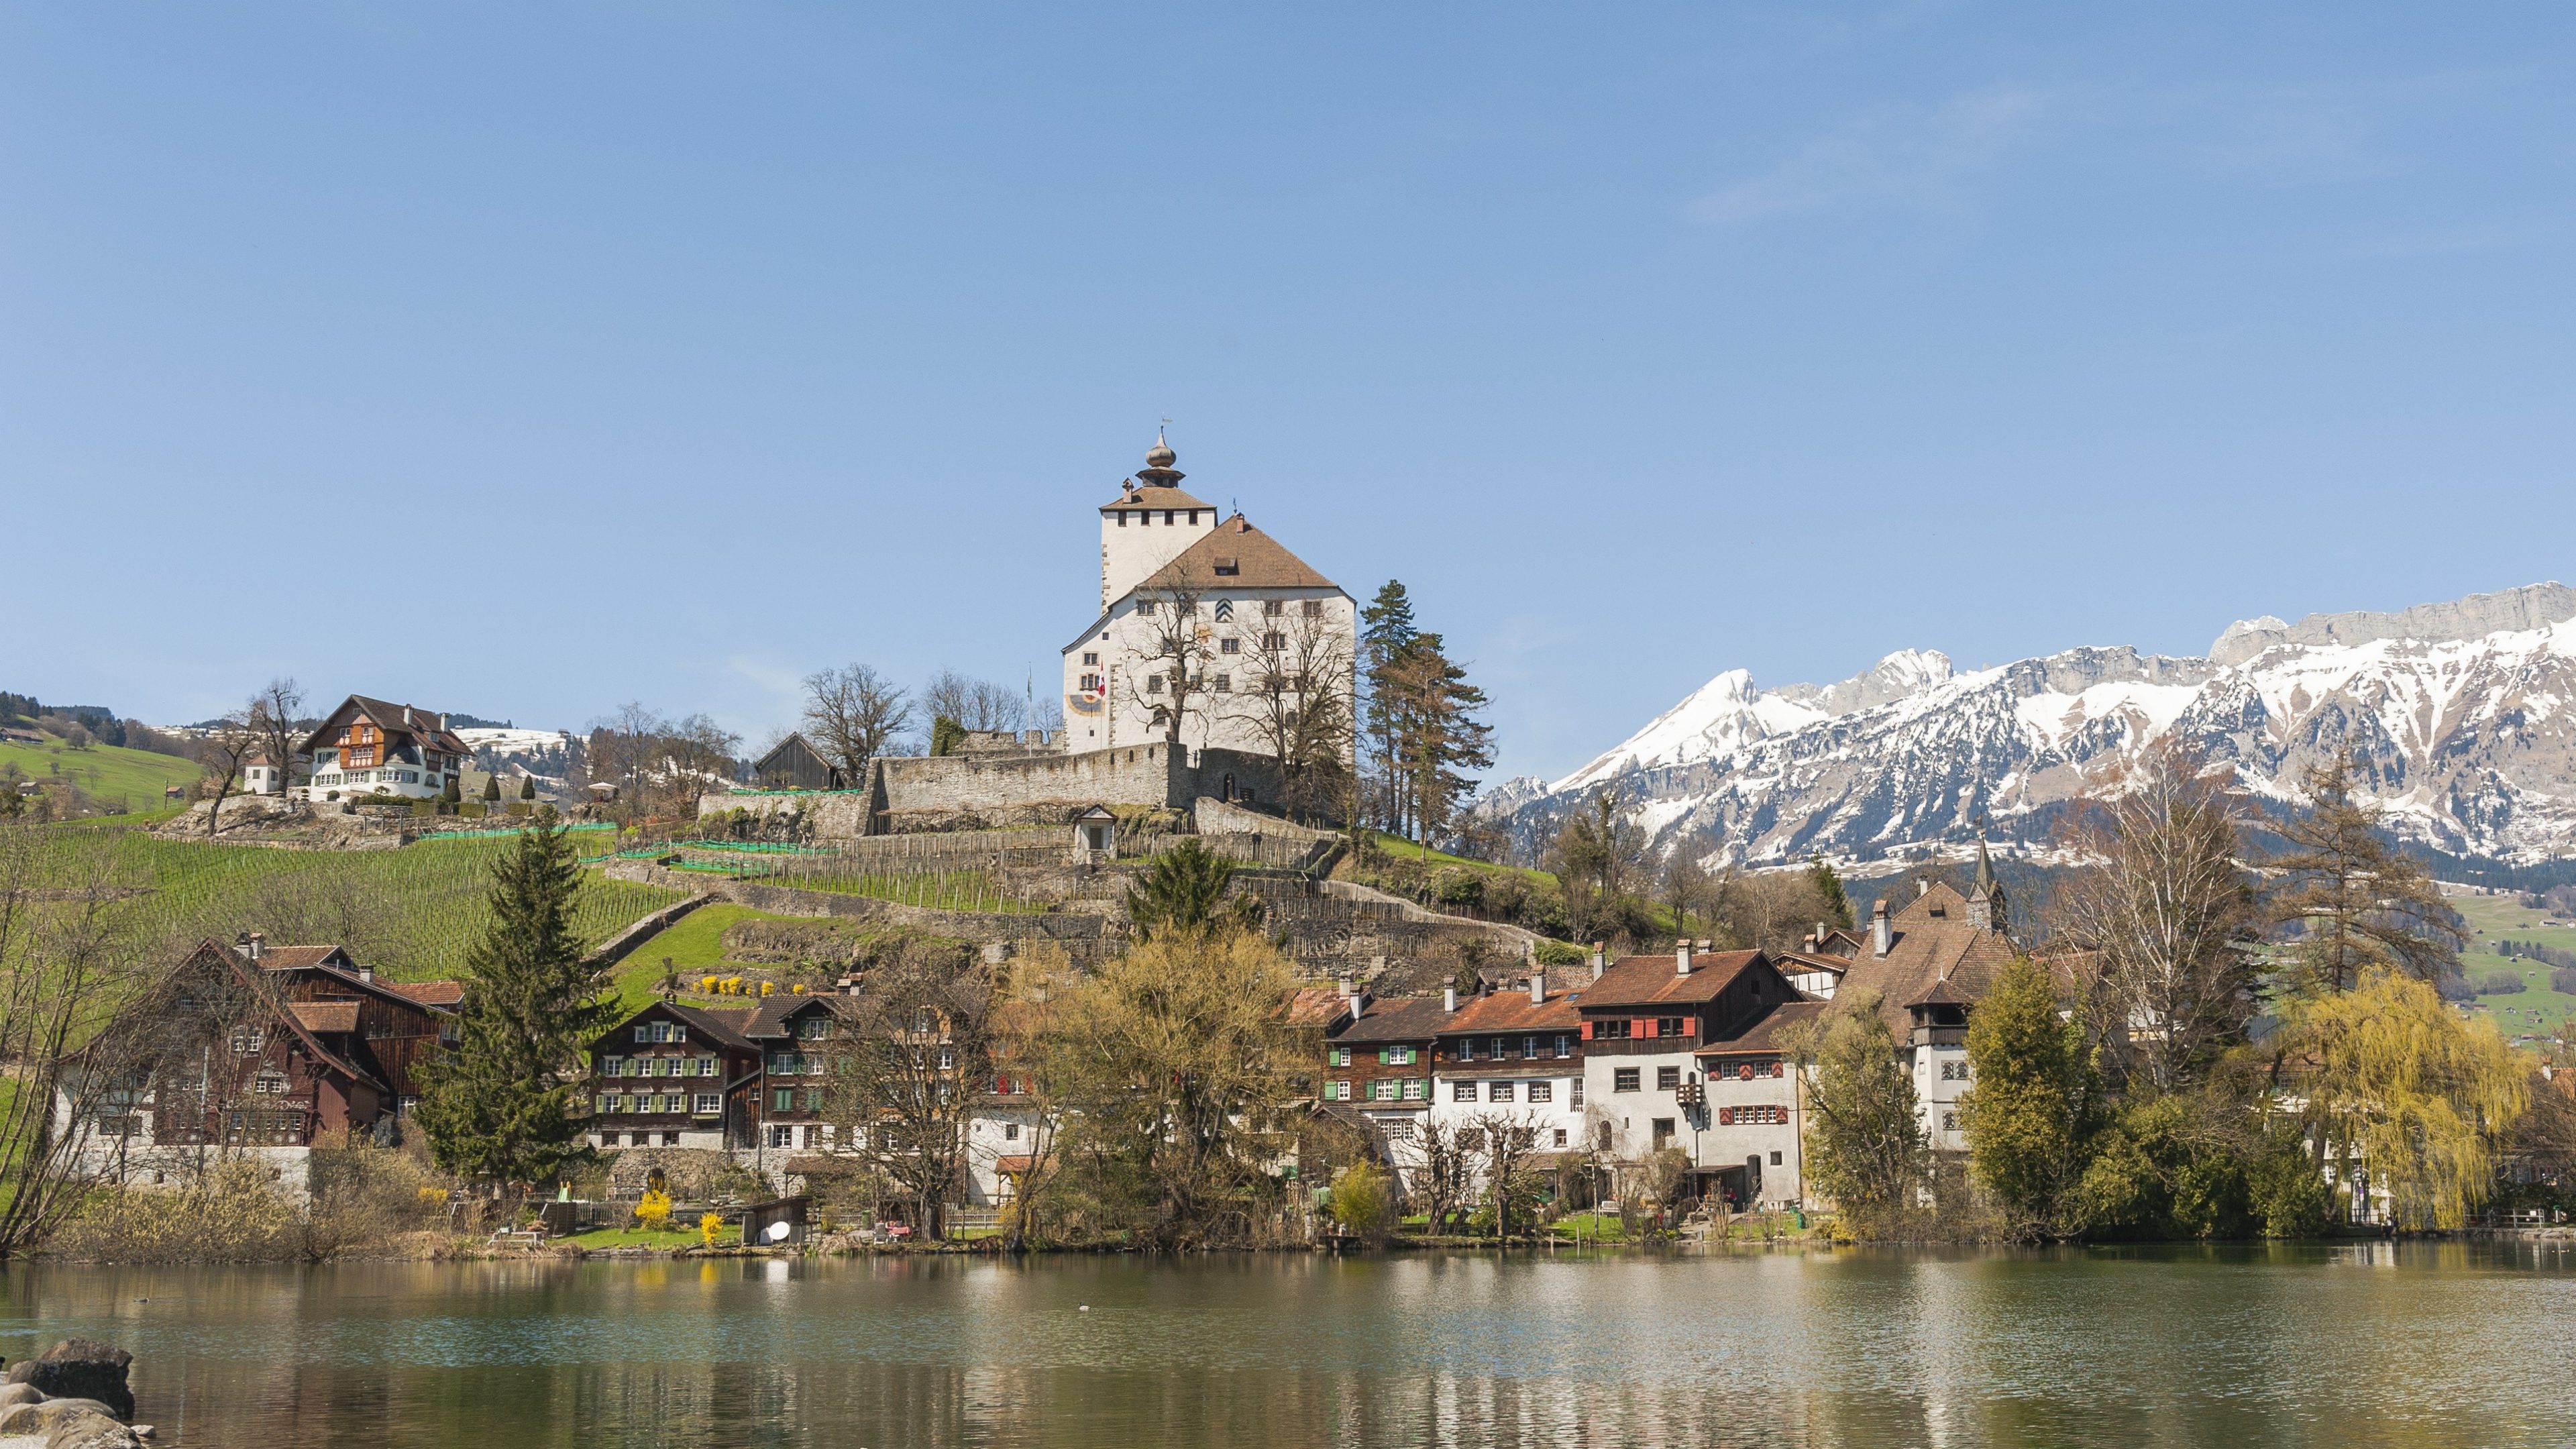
1580,1021 -> 1593,1040
1636,1018 -> 1654,1039
1718,1107 -> 1733,1125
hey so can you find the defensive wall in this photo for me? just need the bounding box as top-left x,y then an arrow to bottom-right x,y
698,744 -> 1286,838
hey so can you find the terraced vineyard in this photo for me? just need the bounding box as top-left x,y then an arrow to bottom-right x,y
12,824 -> 690,981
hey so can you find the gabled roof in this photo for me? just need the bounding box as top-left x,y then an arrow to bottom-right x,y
1696,1000 -> 1829,1057
1285,986 -> 1355,1030
1578,949 -> 1766,1009
259,946 -> 354,971
289,1000 -> 361,1034
152,941 -> 387,1094
386,981 -> 465,1008
1434,985 -> 1583,1036
1835,881 -> 2021,1032
256,947 -> 462,1015
1132,515 -> 1339,594
1328,995 -> 1450,1044
297,694 -> 474,758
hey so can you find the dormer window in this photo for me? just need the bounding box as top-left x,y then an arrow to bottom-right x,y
1214,557 -> 1240,576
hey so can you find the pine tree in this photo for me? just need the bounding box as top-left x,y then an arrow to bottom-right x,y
1359,581 -> 1419,832
1806,853 -> 1853,930
2268,750 -> 2463,994
481,773 -> 502,803
519,775 -> 537,801
1384,633 -> 1494,859
1960,957 -> 2096,1238
1125,837 -> 1263,941
414,823 -> 618,1186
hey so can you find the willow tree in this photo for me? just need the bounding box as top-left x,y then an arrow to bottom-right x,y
2279,969 -> 2526,1229
1040,930 -> 1303,1246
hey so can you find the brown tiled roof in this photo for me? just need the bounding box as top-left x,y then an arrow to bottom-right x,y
1835,881 -> 2020,1032
663,1003 -> 759,1051
1134,515 -> 1338,593
258,946 -> 352,970
1102,484 -> 1215,513
1696,1000 -> 1828,1057
1435,987 -> 1582,1036
1285,987 -> 1354,1029
297,694 -> 474,759
386,980 -> 465,1008
289,1000 -> 361,1034
994,1155 -> 1035,1175
1578,949 -> 1764,1009
1330,996 -> 1450,1044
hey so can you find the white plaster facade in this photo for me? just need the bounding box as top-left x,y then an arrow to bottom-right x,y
1059,435 -> 1356,765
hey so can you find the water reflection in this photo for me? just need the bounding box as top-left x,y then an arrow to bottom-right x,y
3,1244 -> 2572,1448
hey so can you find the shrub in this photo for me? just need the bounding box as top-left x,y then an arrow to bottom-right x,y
1533,939 -> 1586,967
2556,966 -> 2576,996
1428,867 -> 1485,910
1327,1162 -> 1393,1243
700,1212 -> 725,1246
635,1189 -> 674,1230
2474,969 -> 2527,996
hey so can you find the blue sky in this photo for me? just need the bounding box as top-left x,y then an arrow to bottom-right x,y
7,3 -> 2573,782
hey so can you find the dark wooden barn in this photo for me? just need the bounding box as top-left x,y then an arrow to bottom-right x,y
753,733 -> 845,791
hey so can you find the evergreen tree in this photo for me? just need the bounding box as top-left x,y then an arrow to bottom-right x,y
519,775 -> 537,801
1125,837 -> 1263,941
1358,581 -> 1419,832
1960,957 -> 2096,1238
1806,853 -> 1853,930
1384,633 -> 1494,859
2269,750 -> 2463,993
481,773 -> 502,803
414,823 -> 618,1186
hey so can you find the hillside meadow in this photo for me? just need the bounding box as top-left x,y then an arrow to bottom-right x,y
8,824 -> 690,981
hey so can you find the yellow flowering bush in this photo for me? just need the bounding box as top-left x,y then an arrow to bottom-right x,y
700,1212 -> 724,1246
635,1189 -> 673,1230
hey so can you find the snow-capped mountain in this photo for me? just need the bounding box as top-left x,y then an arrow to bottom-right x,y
1482,582 -> 2576,868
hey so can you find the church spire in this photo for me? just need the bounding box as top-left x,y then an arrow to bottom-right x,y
1966,830 -> 2006,933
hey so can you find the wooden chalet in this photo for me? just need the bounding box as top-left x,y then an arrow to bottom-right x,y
299,694 -> 475,801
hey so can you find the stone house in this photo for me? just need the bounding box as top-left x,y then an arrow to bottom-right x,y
1574,942 -> 1806,1203
1832,843 -> 2019,1152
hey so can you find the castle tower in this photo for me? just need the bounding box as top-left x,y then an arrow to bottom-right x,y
1097,430 -> 1219,611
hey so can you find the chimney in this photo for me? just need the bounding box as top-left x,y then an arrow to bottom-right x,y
403,705 -> 414,727
1813,920 -> 1827,949
1871,900 -> 1892,958
1676,940 -> 1694,976
245,932 -> 265,962
437,713 -> 448,731
1591,942 -> 1607,980
359,965 -> 374,983
1337,974 -> 1353,1000
1529,973 -> 1546,1006
1915,875 -> 1929,900
1444,985 -> 1458,1012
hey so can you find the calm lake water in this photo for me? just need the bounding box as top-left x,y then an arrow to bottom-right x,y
3,1242 -> 2572,1448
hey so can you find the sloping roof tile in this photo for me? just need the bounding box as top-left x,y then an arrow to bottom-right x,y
1578,950 -> 1764,1008
288,1000 -> 360,1034
1435,987 -> 1583,1036
1330,996 -> 1450,1044
1133,515 -> 1338,594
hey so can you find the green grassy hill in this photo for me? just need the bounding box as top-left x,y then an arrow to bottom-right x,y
15,826 -> 690,982
2451,892 -> 2576,1041
0,737 -> 201,815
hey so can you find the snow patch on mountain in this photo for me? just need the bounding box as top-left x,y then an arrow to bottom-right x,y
1484,582 -> 2576,869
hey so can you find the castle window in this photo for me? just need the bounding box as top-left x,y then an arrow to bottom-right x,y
1263,599 -> 1284,616
1162,511 -> 1173,525
1214,558 -> 1240,576
1263,632 -> 1285,651
1220,637 -> 1239,655
1118,513 -> 1128,527
1189,510 -> 1201,524
1146,675 -> 1165,694
1302,600 -> 1324,617
1212,675 -> 1230,692
1081,652 -> 1099,665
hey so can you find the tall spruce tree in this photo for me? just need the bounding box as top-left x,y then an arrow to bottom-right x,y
2268,750 -> 2462,994
1806,853 -> 1854,930
415,822 -> 617,1185
1359,581 -> 1419,833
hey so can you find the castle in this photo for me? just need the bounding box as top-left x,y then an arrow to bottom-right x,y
1058,433 -> 1356,763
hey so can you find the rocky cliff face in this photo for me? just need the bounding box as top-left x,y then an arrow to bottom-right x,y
1484,583 -> 2576,867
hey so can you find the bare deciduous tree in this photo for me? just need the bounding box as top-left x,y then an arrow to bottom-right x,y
827,948 -> 996,1240
2051,743 -> 2261,1094
199,706 -> 264,839
801,663 -> 912,784
1408,1115 -> 1477,1236
1125,567 -> 1218,749
920,670 -> 1026,739
249,678 -> 305,798
1226,599 -> 1356,819
1468,1108 -> 1548,1242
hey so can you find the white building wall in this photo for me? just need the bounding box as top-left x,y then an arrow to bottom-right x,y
1911,1038 -> 1973,1152
1100,503 -> 1218,610
1580,1047 -> 1705,1165
1063,588 -> 1357,760
1697,1062 -> 1805,1208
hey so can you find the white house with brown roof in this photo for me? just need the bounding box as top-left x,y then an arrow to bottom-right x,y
1835,842 -> 2020,1153
299,695 -> 474,802
1060,434 -> 1356,765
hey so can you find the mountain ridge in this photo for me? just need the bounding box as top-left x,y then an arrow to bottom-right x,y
1483,582 -> 2576,869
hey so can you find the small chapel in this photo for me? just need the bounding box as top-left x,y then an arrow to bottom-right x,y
1059,434 -> 1356,761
